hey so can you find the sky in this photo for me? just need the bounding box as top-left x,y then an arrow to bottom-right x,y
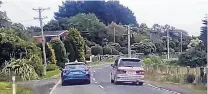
1,0 -> 208,36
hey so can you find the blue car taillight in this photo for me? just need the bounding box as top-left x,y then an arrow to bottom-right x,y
62,69 -> 68,75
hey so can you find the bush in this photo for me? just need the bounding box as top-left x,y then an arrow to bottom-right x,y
103,46 -> 112,55
66,28 -> 86,62
46,64 -> 58,71
119,47 -> 128,54
112,48 -> 120,55
63,40 -> 76,62
28,54 -> 43,76
91,45 -> 103,55
3,59 -> 39,81
85,40 -> 96,47
144,56 -> 162,65
50,40 -> 68,67
144,58 -> 153,65
184,74 -> 195,83
47,43 -> 56,64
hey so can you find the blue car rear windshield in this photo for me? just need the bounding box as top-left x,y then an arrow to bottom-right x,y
65,64 -> 86,69
119,59 -> 143,67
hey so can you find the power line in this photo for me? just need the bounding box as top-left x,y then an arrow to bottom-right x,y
9,2 -> 34,17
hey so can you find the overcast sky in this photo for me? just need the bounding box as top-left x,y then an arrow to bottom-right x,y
1,0 -> 208,36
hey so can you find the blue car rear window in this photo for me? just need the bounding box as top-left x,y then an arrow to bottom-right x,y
65,64 -> 86,69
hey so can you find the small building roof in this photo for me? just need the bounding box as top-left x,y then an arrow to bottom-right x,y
33,30 -> 68,37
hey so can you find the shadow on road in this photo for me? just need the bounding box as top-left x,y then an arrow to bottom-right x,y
114,82 -> 142,86
62,82 -> 90,86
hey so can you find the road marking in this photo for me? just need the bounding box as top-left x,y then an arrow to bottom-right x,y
94,81 -> 98,84
92,78 -> 96,81
93,71 -> 96,73
49,80 -> 61,94
146,83 -> 181,94
98,85 -> 105,89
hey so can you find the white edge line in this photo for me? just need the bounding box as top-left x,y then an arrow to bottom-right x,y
49,80 -> 61,94
146,83 -> 181,94
99,85 -> 105,89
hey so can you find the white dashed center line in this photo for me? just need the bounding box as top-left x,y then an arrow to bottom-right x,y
99,85 -> 105,89
92,78 -> 96,81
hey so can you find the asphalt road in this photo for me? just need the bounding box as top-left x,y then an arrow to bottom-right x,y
51,64 -> 176,94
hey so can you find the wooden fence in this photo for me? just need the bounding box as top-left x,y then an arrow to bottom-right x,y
145,64 -> 206,84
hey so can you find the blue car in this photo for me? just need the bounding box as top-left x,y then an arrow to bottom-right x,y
61,62 -> 91,86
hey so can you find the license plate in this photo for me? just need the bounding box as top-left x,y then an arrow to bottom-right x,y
71,72 -> 81,74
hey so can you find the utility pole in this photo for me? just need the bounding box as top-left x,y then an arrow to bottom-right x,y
33,7 -> 50,75
114,27 -> 116,43
167,29 -> 170,59
127,25 -> 131,58
180,30 -> 183,53
205,14 -> 208,94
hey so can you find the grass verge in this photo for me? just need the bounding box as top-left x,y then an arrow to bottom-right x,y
40,69 -> 61,79
0,82 -> 32,94
145,75 -> 206,94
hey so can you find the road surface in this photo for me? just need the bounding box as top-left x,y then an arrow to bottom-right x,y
51,64 -> 177,94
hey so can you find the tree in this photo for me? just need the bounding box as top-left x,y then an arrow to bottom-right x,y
27,26 -> 41,32
63,39 -> 76,62
43,20 -> 61,31
66,28 -> 86,61
200,19 -> 207,47
47,43 -> 56,64
0,28 -> 43,76
43,18 -> 71,31
106,22 -> 126,44
178,43 -> 206,67
131,39 -> 156,55
69,13 -> 107,44
50,40 -> 67,67
91,45 -> 103,55
134,34 -> 149,43
54,1 -> 137,25
103,46 -> 112,55
187,37 -> 202,49
0,11 -> 11,28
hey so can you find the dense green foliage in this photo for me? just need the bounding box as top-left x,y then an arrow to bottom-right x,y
119,47 -> 128,54
47,43 -> 56,64
66,28 -> 86,61
0,28 -> 43,77
63,39 -> 76,62
178,44 -> 206,67
103,46 -> 112,55
132,39 -> 156,55
55,1 -> 137,25
3,59 -> 39,81
69,13 -> 107,45
91,45 -> 103,55
50,40 -> 67,67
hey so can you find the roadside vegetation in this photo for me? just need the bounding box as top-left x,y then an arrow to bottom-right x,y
0,0 -> 207,93
0,82 -> 32,94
